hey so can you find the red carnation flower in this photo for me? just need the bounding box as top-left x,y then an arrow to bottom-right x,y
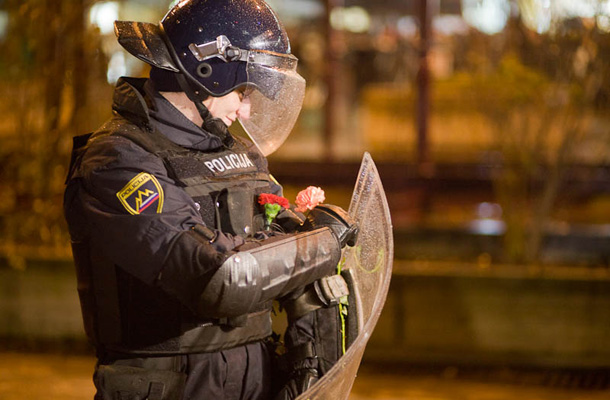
258,193 -> 290,209
258,193 -> 290,230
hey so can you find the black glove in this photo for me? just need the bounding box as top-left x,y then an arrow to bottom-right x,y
275,208 -> 306,233
301,204 -> 358,248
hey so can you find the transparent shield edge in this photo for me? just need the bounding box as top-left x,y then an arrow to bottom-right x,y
239,59 -> 305,156
296,152 -> 394,399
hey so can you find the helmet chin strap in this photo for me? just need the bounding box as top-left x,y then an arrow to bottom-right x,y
174,73 -> 234,148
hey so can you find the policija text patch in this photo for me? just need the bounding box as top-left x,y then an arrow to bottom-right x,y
116,172 -> 164,215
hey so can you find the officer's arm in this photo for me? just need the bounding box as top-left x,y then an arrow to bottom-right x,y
187,204 -> 357,318
72,136 -> 240,306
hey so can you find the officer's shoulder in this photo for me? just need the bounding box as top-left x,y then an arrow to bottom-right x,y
83,123 -> 159,167
88,117 -> 148,150
86,132 -> 145,156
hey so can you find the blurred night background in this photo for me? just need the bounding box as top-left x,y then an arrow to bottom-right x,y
0,0 -> 609,399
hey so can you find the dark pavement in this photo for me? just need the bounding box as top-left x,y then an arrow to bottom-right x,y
1,352 -> 609,400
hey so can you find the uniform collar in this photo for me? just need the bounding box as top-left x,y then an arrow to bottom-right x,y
112,77 -> 223,151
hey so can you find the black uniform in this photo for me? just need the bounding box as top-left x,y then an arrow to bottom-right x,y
64,77 -> 284,400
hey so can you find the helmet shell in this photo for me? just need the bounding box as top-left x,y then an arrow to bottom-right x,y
161,0 -> 291,96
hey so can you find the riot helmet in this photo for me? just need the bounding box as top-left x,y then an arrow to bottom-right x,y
114,0 -> 305,156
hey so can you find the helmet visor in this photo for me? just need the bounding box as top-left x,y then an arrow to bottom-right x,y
240,51 -> 305,156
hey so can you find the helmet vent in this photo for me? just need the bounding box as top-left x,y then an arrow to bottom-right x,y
196,63 -> 213,78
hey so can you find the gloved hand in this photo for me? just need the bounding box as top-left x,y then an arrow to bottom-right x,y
300,204 -> 358,248
275,208 -> 306,233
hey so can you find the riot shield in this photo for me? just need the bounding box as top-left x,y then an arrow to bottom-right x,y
297,152 -> 394,400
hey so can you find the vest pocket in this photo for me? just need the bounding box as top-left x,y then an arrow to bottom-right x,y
216,185 -> 254,237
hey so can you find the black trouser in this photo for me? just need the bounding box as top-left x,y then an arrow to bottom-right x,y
94,341 -> 274,400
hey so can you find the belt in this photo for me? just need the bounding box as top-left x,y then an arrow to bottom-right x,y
103,309 -> 272,356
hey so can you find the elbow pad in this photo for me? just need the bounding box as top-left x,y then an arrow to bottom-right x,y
197,227 -> 341,318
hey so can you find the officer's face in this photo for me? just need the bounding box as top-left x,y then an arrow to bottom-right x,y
203,90 -> 251,127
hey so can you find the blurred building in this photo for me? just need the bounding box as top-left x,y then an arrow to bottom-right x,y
0,0 -> 609,375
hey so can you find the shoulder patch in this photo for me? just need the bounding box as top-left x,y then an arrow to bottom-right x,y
116,172 -> 164,215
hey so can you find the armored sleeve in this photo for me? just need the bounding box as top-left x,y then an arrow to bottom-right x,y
196,227 -> 342,318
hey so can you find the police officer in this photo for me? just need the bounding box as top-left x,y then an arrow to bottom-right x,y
63,1 -> 356,399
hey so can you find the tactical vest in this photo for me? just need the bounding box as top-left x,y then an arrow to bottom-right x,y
117,121 -> 274,236
67,120 -> 275,355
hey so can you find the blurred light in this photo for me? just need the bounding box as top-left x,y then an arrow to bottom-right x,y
471,202 -> 504,235
468,219 -> 506,235
0,11 -> 8,40
107,51 -> 126,84
599,15 -> 610,32
330,7 -> 371,33
537,0 -> 552,33
433,15 -> 470,35
555,0 -> 597,18
461,0 -> 510,35
397,16 -> 418,37
519,0 -> 547,33
0,11 -> 7,39
596,1 -> 610,32
477,202 -> 503,219
520,0 -> 610,34
267,0 -> 324,21
90,2 -> 119,35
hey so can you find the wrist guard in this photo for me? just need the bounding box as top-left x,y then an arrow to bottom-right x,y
197,227 -> 341,318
